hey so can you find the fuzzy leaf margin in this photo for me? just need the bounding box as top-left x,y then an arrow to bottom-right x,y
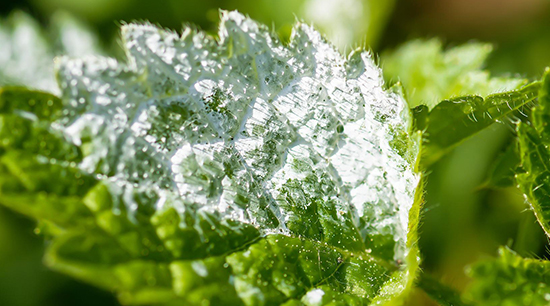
415,81 -> 540,167
517,69 -> 550,238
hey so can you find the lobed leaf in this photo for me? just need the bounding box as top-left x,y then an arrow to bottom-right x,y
0,11 -> 423,305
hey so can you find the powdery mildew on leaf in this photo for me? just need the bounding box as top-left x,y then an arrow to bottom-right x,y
53,11 -> 420,304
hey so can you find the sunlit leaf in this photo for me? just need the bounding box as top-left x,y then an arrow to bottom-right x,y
0,11 -> 423,305
382,39 -> 525,109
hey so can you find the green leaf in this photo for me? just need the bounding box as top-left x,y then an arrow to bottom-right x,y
418,81 -> 540,166
467,69 -> 550,306
382,39 -> 526,109
0,11 -> 423,305
0,11 -> 102,94
464,247 -> 550,306
517,69 -> 550,238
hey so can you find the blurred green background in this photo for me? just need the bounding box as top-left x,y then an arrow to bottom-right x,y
1,0 -> 550,305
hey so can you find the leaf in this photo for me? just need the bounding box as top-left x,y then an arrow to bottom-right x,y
0,11 -> 102,94
417,81 -> 540,166
383,39 -> 540,167
0,11 -> 423,305
466,69 -> 550,306
517,69 -> 550,238
382,39 -> 526,109
464,247 -> 550,306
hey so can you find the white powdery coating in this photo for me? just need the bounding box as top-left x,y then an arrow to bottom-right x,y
57,11 -> 419,261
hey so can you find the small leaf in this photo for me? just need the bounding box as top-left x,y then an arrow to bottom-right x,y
382,39 -> 526,109
419,81 -> 540,166
464,247 -> 550,306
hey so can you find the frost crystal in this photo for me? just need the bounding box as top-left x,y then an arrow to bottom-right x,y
57,10 -> 419,266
